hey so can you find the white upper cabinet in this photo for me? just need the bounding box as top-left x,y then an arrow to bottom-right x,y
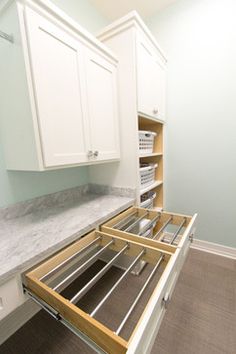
137,34 -> 166,121
84,48 -> 120,162
25,8 -> 89,167
0,0 -> 119,170
97,11 -> 167,123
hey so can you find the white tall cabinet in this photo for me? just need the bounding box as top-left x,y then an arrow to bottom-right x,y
0,0 -> 120,170
89,11 -> 167,209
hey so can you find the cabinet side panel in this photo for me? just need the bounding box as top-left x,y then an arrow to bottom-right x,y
0,3 -> 41,170
88,28 -> 139,189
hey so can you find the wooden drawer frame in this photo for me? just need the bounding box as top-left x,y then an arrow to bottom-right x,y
101,207 -> 197,256
23,229 -> 183,354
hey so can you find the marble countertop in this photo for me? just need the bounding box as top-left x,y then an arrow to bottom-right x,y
0,193 -> 134,284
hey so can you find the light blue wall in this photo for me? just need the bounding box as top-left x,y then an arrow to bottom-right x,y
52,0 -> 108,32
0,0 -> 108,208
147,0 -> 236,247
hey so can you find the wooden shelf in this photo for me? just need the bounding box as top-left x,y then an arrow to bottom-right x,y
138,114 -> 164,125
140,180 -> 163,195
139,152 -> 163,158
153,206 -> 163,212
138,115 -> 164,209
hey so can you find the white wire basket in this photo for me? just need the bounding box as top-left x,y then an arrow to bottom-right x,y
140,191 -> 157,209
140,163 -> 158,189
139,130 -> 157,155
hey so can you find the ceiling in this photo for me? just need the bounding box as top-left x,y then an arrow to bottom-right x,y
89,0 -> 178,21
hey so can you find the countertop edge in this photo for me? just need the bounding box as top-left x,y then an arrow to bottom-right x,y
0,199 -> 134,285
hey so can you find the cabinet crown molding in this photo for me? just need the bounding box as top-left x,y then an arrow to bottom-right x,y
0,0 -> 118,63
97,10 -> 167,63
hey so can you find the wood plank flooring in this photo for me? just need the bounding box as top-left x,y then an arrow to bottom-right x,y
0,249 -> 235,354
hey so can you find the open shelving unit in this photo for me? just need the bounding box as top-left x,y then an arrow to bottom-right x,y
138,116 -> 164,211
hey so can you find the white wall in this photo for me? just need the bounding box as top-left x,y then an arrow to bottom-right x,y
147,0 -> 236,247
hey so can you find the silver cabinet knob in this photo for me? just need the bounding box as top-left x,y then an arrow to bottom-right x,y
87,150 -> 93,158
94,151 -> 99,157
162,293 -> 170,309
153,108 -> 158,114
189,227 -> 196,243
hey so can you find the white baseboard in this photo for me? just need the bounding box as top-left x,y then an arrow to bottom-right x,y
191,238 -> 236,259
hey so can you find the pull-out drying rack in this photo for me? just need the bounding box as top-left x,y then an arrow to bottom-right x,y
112,209 -> 187,246
101,207 -> 197,252
23,230 -> 178,354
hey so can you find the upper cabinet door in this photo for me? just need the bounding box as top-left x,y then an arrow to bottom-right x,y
25,8 -> 89,167
84,48 -> 120,162
137,36 -> 166,121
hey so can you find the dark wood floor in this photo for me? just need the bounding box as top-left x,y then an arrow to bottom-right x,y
0,249 -> 235,354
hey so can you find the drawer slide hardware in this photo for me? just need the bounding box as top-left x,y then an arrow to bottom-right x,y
24,287 -> 61,321
24,287 -> 107,354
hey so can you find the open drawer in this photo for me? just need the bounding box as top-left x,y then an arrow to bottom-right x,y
101,207 -> 197,267
23,230 -> 183,354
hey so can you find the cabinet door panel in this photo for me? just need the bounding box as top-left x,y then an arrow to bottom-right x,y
137,40 -> 154,117
152,57 -> 166,121
137,37 -> 166,121
25,8 -> 89,167
85,49 -> 120,161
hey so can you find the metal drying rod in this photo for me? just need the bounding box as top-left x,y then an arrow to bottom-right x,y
138,214 -> 160,236
64,239 -> 164,334
152,216 -> 173,240
123,212 -> 149,232
70,243 -> 129,304
116,253 -> 164,335
53,239 -> 114,292
113,210 -> 187,246
34,233 -> 166,340
169,218 -> 186,244
40,236 -> 101,282
116,211 -> 160,236
153,216 -> 186,245
112,211 -> 138,229
112,210 -> 187,247
90,249 -> 146,317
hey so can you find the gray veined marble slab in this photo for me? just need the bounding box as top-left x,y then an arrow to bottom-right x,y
0,193 -> 134,284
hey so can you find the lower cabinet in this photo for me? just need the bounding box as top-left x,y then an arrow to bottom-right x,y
22,207 -> 197,354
